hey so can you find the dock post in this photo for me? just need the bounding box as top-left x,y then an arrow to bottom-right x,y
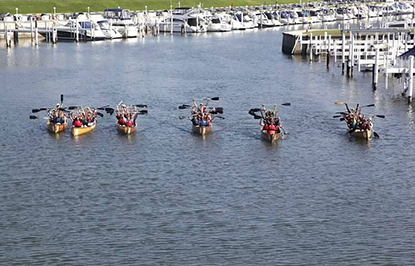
342,30 -> 345,75
170,5 -> 173,35
5,29 -> 11,48
309,33 -> 313,62
35,20 -> 39,46
52,24 -> 57,43
350,32 -> 354,78
408,56 -> 414,104
30,17 -> 34,42
327,35 -> 331,68
373,48 -> 379,90
13,22 -> 18,44
75,19 -> 79,42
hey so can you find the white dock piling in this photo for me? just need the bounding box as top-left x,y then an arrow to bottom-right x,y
408,56 -> 414,103
342,30 -> 345,75
373,48 -> 379,90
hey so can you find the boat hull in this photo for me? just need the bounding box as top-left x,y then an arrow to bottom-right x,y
350,128 -> 372,140
47,120 -> 68,133
71,121 -> 97,136
192,124 -> 212,135
117,124 -> 136,135
261,130 -> 281,143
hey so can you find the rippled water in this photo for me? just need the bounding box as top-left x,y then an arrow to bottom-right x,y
2,23 -> 415,265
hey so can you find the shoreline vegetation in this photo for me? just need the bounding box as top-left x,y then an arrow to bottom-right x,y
0,0 -> 305,14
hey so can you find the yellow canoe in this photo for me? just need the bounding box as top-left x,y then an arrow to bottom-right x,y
71,121 -> 97,136
117,124 -> 136,135
260,125 -> 282,143
192,124 -> 212,136
47,120 -> 68,133
350,128 -> 373,140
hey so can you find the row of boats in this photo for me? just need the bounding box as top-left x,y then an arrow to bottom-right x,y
31,96 -> 383,142
8,2 -> 415,41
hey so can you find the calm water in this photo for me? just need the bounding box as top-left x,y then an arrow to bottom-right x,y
2,23 -> 415,265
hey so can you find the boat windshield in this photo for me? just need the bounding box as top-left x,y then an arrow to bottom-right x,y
98,21 -> 110,29
79,21 -> 92,29
211,18 -> 220,24
187,18 -> 198,26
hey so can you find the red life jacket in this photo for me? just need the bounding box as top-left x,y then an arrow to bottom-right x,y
125,121 -> 132,127
74,120 -> 82,127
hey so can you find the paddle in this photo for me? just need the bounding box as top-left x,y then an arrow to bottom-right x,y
375,115 -> 385,118
374,132 -> 380,138
210,110 -> 223,115
96,105 -> 110,110
32,108 -> 48,113
209,97 -> 219,101
333,115 -> 343,118
60,94 -> 64,105
29,115 -> 38,119
178,104 -> 191,109
138,110 -> 148,114
134,104 -> 147,108
96,112 -> 104,117
253,115 -> 262,119
340,118 -> 345,121
68,106 -> 79,110
105,107 -> 115,114
212,115 -> 225,120
361,104 -> 375,108
281,103 -> 291,106
249,108 -> 262,113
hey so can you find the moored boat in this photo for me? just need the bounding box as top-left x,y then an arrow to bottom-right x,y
71,120 -> 97,136
47,119 -> 68,133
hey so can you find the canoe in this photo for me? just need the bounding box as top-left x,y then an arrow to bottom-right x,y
71,121 -> 97,136
260,126 -> 282,143
192,124 -> 212,136
350,128 -> 372,140
47,119 -> 68,133
117,124 -> 136,135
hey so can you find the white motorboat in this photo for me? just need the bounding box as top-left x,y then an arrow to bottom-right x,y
103,8 -> 138,38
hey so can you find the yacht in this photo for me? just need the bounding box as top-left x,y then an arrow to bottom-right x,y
103,8 -> 138,38
47,17 -> 106,41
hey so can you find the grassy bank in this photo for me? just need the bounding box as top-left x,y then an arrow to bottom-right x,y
0,0 -> 304,14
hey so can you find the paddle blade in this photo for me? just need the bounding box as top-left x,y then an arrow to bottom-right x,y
376,115 -> 385,118
135,104 -> 147,108
254,115 -> 262,119
29,115 -> 38,119
333,115 -> 342,118
210,97 -> 219,101
60,94 -> 64,103
139,110 -> 148,114
105,107 -> 115,113
374,132 -> 380,138
96,112 -> 104,117
250,108 -> 262,112
340,118 -> 345,121
32,109 -> 40,113
281,103 -> 291,106
178,105 -> 189,109
362,104 -> 375,108
68,106 -> 79,110
335,101 -> 345,105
